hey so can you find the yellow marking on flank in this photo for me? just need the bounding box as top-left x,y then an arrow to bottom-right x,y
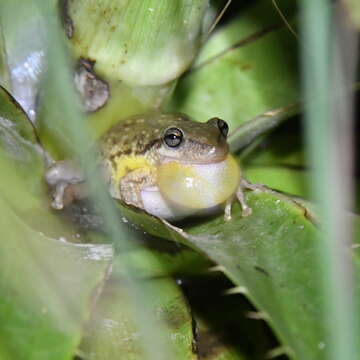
112,156 -> 155,181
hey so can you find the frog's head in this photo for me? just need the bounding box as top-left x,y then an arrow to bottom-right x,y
156,113 -> 229,164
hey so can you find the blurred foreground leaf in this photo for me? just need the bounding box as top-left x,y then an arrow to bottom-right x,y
343,0 -> 360,28
0,24 -> 10,89
0,84 -> 114,360
0,188 -> 112,360
0,85 -> 103,240
80,256 -> 196,360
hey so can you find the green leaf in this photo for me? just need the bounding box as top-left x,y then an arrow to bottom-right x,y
0,193 -> 112,360
113,237 -> 211,278
194,0 -> 297,66
0,85 -> 93,239
0,81 -> 201,360
228,104 -> 300,152
0,86 -> 42,195
168,0 -> 299,131
240,119 -> 308,198
0,84 -> 114,360
0,85 -> 39,149
343,0 -> 360,28
80,256 -> 196,360
0,24 -> 10,89
66,0 -> 210,87
0,87 -> 42,197
120,188 -> 360,360
0,0 -> 50,120
242,128 -> 305,168
245,166 -> 308,198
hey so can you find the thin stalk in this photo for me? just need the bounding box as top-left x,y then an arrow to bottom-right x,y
301,1 -> 358,360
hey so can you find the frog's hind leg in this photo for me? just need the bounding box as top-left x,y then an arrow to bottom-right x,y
238,179 -> 268,217
119,168 -> 156,209
224,179 -> 265,221
236,181 -> 253,218
45,160 -> 87,210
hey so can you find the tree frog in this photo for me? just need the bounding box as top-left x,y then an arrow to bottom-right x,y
45,112 -> 252,221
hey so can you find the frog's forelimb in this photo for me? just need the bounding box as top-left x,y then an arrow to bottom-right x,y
45,160 -> 87,209
118,167 -> 156,208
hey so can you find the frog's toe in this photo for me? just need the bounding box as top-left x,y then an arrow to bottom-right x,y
223,198 -> 233,222
50,182 -> 67,210
224,212 -> 232,222
236,183 -> 253,218
241,206 -> 252,217
51,199 -> 64,210
241,179 -> 266,192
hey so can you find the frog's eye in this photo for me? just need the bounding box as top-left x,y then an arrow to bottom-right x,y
216,118 -> 229,138
207,117 -> 229,138
164,127 -> 183,148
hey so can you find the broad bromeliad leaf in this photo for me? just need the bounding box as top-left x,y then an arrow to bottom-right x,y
0,193 -> 113,360
0,0 -> 52,121
0,85 -> 115,360
168,0 -> 299,134
0,86 -> 40,156
120,188 -> 360,360
0,85 -> 86,238
80,254 -> 197,360
65,0 -> 212,87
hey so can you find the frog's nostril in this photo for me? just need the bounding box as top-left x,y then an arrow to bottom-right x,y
206,117 -> 229,138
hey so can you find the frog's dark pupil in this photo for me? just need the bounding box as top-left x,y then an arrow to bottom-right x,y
164,128 -> 183,147
217,119 -> 229,138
